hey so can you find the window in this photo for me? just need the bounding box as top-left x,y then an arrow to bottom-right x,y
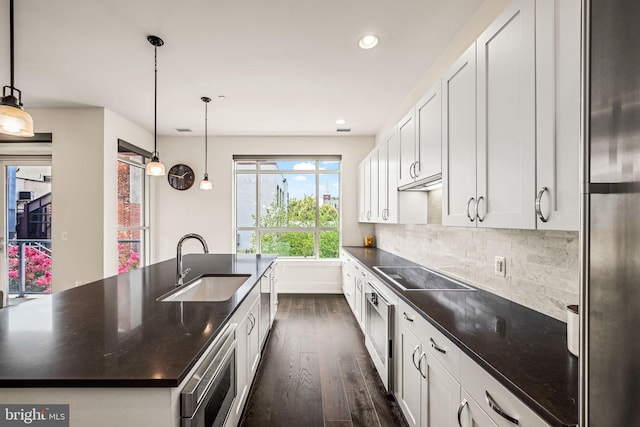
235,157 -> 340,258
117,140 -> 151,273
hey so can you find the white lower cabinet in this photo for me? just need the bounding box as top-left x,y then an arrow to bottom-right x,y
394,300 -> 550,427
341,250 -> 367,332
353,263 -> 367,331
229,287 -> 261,426
396,306 -> 460,427
397,319 -> 422,426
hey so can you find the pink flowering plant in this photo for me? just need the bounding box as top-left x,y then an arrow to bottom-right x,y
118,243 -> 141,274
8,245 -> 52,294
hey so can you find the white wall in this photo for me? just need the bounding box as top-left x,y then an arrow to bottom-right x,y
155,135 -> 375,262
30,108 -> 105,292
28,108 -> 152,292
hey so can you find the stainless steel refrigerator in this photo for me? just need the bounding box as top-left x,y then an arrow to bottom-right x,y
582,0 -> 640,425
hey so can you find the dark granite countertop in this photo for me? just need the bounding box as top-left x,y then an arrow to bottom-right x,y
342,246 -> 578,427
0,254 -> 276,388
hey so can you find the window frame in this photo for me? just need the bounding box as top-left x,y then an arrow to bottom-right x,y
117,139 -> 151,271
234,156 -> 341,259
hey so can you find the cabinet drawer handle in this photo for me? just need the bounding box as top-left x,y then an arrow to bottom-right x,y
466,197 -> 476,222
411,345 -> 421,371
430,337 -> 446,354
457,399 -> 468,427
403,312 -> 414,322
476,196 -> 485,222
535,187 -> 549,223
247,313 -> 256,335
485,391 -> 519,425
418,352 -> 427,379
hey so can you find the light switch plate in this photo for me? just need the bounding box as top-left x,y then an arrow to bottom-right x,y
495,256 -> 506,277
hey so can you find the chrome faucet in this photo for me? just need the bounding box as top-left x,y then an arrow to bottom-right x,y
176,233 -> 209,286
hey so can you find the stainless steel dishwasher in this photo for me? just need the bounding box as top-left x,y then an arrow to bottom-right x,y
364,281 -> 393,391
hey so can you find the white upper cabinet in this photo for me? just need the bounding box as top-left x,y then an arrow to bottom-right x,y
443,0 -> 579,230
476,0 -> 536,229
415,82 -> 442,185
442,43 -> 478,227
363,156 -> 372,222
379,129 -> 397,223
358,161 -> 366,222
535,0 -> 581,230
397,109 -> 418,188
370,147 -> 380,222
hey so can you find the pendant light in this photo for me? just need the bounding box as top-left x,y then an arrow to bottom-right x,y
0,0 -> 34,137
145,35 -> 165,176
199,97 -> 213,190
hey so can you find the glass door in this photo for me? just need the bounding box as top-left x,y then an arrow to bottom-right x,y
0,160 -> 52,307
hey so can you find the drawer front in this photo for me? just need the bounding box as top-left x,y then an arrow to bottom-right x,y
352,261 -> 367,281
398,299 -> 460,380
423,315 -> 460,380
460,353 -> 549,427
459,389 -> 498,427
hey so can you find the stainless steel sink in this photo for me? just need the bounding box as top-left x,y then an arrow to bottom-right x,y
373,266 -> 475,291
158,274 -> 251,302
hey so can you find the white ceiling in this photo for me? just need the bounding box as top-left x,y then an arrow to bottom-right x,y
0,0 -> 483,136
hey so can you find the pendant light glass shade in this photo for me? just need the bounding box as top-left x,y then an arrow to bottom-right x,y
199,175 -> 213,190
146,155 -> 166,176
0,0 -> 34,137
146,35 -> 165,176
200,96 -> 212,190
0,102 -> 34,137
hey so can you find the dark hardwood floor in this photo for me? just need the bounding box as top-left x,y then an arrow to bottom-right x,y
239,294 -> 408,427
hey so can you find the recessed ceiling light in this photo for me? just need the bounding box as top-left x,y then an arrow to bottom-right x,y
358,35 -> 379,50
336,119 -> 347,125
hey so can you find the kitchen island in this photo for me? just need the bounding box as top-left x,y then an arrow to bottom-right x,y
0,253 -> 276,426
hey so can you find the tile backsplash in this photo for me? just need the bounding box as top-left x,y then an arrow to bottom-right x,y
374,197 -> 579,321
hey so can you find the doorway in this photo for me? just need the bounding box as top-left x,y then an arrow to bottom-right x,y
0,160 -> 52,307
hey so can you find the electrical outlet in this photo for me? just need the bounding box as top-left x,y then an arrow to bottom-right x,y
494,256 -> 506,277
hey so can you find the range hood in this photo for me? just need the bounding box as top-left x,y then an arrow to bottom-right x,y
398,173 -> 442,191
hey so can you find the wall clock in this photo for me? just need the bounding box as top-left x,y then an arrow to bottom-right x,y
167,164 -> 195,190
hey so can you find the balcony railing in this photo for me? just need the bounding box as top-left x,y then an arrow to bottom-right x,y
8,239 -> 52,296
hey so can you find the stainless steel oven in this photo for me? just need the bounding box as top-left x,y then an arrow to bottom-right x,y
364,281 -> 393,391
180,324 -> 236,427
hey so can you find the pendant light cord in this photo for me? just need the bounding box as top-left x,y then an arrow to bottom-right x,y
153,43 -> 158,156
9,0 -> 15,95
204,100 -> 208,176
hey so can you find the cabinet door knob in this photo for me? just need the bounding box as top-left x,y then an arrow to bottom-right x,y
466,197 -> 476,222
536,187 -> 549,222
